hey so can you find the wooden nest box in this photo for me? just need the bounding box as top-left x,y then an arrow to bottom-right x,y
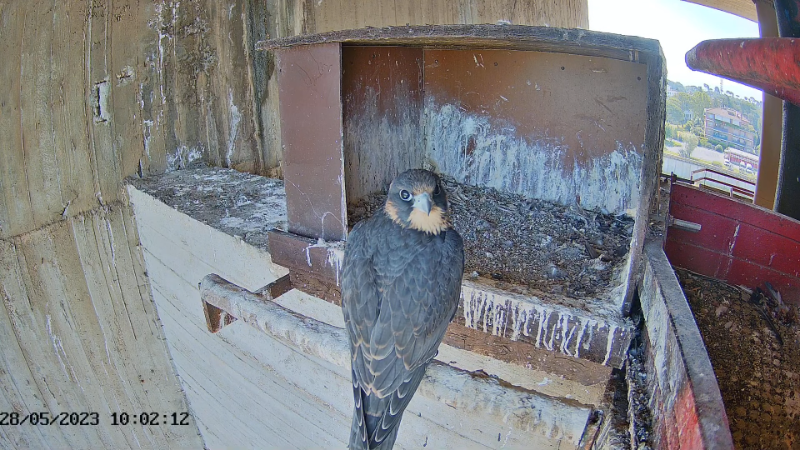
259,25 -> 665,369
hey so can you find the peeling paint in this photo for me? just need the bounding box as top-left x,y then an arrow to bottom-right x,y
226,89 -> 241,168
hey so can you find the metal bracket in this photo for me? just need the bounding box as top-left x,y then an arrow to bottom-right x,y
667,215 -> 702,233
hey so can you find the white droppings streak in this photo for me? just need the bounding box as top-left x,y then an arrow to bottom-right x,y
572,317 -> 589,359
546,313 -> 558,351
226,89 -> 241,168
603,323 -> 619,365
537,309 -> 550,349
426,101 -> 643,214
559,314 -> 576,356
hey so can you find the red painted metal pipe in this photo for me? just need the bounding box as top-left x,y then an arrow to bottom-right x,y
686,37 -> 800,106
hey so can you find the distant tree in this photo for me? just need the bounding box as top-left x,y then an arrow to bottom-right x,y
715,144 -> 723,153
682,133 -> 699,158
714,86 -> 720,94
684,121 -> 693,131
704,83 -> 710,91
689,91 -> 712,119
666,98 -> 684,124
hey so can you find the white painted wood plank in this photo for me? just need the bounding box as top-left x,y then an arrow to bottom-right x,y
273,287 -> 607,405
145,253 -> 347,449
202,276 -> 593,449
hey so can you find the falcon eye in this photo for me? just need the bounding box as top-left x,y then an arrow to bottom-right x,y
433,184 -> 441,195
400,190 -> 412,201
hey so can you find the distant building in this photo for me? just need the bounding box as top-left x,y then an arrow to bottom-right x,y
703,107 -> 757,153
724,148 -> 759,173
667,85 -> 678,97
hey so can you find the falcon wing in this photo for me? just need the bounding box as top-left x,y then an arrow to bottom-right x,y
366,227 -> 464,445
342,215 -> 464,449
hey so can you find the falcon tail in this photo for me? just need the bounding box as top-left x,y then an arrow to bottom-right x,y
348,399 -> 400,450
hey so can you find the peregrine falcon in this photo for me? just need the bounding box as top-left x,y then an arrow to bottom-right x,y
342,169 -> 465,450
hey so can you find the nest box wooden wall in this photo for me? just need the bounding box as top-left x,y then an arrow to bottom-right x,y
262,25 -> 666,316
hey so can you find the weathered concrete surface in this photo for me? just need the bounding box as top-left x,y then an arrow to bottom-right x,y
201,274 -> 595,449
0,206 -> 202,449
639,239 -> 734,450
128,166 -> 287,251
0,1 -> 267,240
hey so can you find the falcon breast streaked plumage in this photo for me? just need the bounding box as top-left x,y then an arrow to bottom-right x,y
341,169 -> 465,450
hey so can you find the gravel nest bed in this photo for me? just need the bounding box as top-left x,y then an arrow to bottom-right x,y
675,268 -> 800,450
348,176 -> 634,298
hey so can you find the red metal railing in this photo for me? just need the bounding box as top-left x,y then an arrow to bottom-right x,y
690,167 -> 756,201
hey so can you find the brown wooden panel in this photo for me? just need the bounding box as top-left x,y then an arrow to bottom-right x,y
268,229 -> 342,284
342,46 -> 424,202
424,48 -> 648,167
276,43 -> 347,241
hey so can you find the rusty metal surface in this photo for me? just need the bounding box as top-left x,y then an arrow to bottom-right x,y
685,38 -> 800,106
342,46 -> 424,202
276,43 -> 347,241
424,48 -> 648,169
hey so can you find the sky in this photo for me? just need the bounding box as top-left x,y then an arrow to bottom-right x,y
589,0 -> 762,100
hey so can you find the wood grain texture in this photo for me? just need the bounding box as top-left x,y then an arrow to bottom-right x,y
0,206 -> 202,449
343,46 -> 425,202
200,274 -> 596,449
258,24 -> 661,60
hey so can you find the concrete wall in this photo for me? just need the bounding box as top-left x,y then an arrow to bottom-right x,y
0,2 -> 263,447
0,206 -> 202,448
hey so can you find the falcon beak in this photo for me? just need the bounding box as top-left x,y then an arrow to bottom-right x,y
413,193 -> 432,215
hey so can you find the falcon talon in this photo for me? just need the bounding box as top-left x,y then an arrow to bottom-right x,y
342,169 -> 464,450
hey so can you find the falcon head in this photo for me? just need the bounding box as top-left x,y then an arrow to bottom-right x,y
384,169 -> 449,235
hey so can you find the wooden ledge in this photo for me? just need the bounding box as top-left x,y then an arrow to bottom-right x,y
257,25 -> 663,65
199,273 -> 596,445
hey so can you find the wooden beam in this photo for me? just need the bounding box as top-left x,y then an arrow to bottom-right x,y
267,229 -> 633,368
199,273 -> 597,447
755,0 -> 782,209
682,0 -> 758,22
276,43 -> 348,241
686,38 -> 800,106
256,24 -> 663,64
